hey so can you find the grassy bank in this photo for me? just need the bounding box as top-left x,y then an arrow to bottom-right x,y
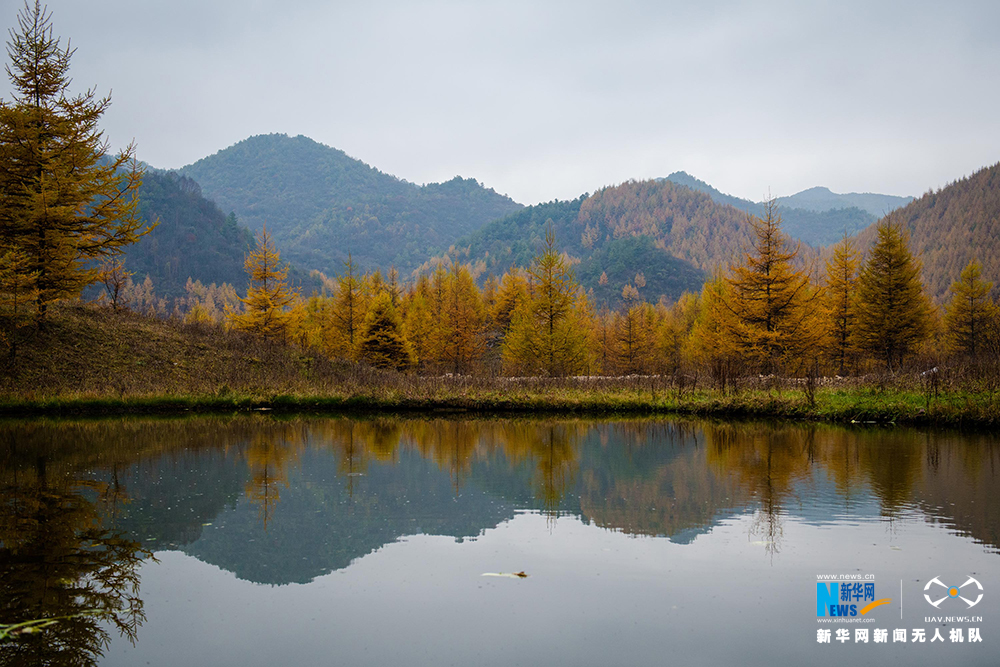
2,303 -> 998,426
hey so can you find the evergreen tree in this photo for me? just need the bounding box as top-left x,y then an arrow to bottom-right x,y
824,235 -> 860,375
944,259 -> 995,362
0,2 -> 149,315
227,227 -> 296,340
359,292 -> 415,371
856,215 -> 931,370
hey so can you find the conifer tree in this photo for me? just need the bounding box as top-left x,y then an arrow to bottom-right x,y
856,215 -> 931,370
327,253 -> 364,360
0,1 -> 150,315
227,227 -> 296,340
502,227 -> 587,376
402,275 -> 433,369
359,292 -> 415,371
724,200 -> 820,372
944,259 -> 995,362
824,235 -> 860,375
440,262 -> 486,374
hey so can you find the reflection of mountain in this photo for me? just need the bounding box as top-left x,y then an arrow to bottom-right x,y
3,417 -> 1000,595
186,446 -> 518,585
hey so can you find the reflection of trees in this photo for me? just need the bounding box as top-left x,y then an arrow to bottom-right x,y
578,422 -> 748,539
243,427 -> 303,528
501,422 -> 582,515
705,423 -> 814,555
0,458 -> 151,667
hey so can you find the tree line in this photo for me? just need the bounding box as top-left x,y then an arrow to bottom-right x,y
212,198 -> 999,384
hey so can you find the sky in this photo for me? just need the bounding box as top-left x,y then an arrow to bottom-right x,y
3,0 -> 999,205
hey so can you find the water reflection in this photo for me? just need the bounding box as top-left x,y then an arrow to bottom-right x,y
1,416 -> 999,663
0,453 -> 151,666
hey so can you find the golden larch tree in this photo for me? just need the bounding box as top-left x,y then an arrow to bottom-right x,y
228,226 -> 297,340
824,235 -> 861,375
0,1 -> 150,315
944,259 -> 996,362
855,215 -> 932,370
724,200 -> 821,373
358,291 -> 415,371
502,227 -> 588,376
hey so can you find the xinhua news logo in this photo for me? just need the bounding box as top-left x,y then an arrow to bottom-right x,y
817,580 -> 892,617
923,576 -> 984,609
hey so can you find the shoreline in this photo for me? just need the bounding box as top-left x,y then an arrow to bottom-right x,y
1,387 -> 996,428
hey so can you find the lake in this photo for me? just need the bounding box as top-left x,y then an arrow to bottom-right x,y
1,416 -> 997,666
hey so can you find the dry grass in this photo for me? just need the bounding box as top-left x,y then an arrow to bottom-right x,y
1,303 -> 998,427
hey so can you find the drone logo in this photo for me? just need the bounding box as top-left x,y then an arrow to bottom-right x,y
923,576 -> 984,609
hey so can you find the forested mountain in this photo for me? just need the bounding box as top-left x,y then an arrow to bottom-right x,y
445,179 -> 767,304
179,134 -> 522,276
854,161 -> 1000,301
125,171 -> 318,299
126,172 -> 253,298
663,171 -> 904,247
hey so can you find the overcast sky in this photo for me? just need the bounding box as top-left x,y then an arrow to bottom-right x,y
3,0 -> 999,205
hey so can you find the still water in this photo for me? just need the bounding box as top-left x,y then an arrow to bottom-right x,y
1,416 -> 998,666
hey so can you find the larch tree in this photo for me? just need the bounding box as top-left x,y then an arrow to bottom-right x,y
824,235 -> 860,375
227,226 -> 297,340
724,199 -> 821,373
502,226 -> 588,376
440,262 -> 486,374
0,1 -> 150,315
327,253 -> 364,360
855,215 -> 931,370
358,292 -> 415,371
944,259 -> 995,362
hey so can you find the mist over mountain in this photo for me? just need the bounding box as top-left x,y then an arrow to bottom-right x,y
775,186 -> 912,217
663,172 -> 909,248
178,134 -> 522,276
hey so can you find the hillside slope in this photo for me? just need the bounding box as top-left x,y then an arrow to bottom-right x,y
179,134 -> 522,276
664,171 -> 890,247
125,171 -> 319,299
447,179 -> 776,304
854,161 -> 1000,301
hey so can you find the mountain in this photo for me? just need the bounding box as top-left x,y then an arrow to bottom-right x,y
446,179 -> 767,303
125,170 -> 319,299
125,171 -> 254,298
179,134 -> 523,277
663,172 -> 908,248
854,161 -> 1000,301
775,186 -> 912,217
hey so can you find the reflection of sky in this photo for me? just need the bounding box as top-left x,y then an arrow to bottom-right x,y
104,511 -> 998,667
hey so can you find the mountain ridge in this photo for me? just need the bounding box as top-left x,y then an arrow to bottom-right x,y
178,134 -> 523,277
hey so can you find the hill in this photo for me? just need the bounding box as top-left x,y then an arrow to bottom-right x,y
124,170 -> 320,300
447,179 -> 768,304
125,171 -> 254,298
854,161 -> 1000,301
666,171 -> 884,248
179,134 -> 523,276
775,186 -> 912,216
